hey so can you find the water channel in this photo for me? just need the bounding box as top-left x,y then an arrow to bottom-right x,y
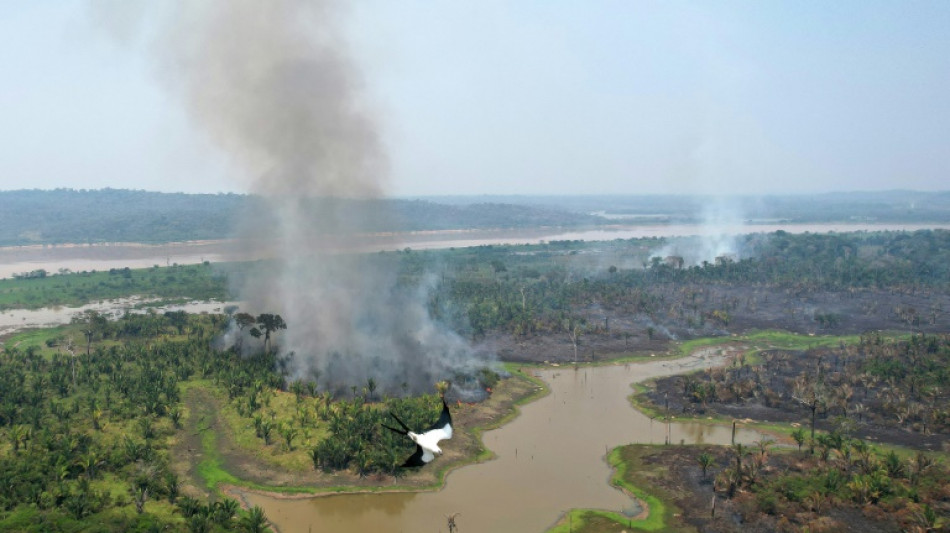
237,350 -> 761,533
2,222 -> 921,529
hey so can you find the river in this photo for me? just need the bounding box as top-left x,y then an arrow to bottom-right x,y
0,222 -> 922,529
236,349 -> 761,533
0,298 -> 238,338
3,222 -> 947,280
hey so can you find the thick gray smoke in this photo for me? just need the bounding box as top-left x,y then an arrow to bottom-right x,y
93,0 -> 489,395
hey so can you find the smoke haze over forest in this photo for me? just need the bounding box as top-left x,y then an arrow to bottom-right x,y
87,1 -> 491,394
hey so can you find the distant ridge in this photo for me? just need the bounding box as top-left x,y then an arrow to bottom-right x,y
2,189 -> 948,247
0,189 -> 607,247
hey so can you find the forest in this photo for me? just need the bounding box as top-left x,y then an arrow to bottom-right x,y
0,308 -> 482,531
0,189 -> 606,246
1,228 -> 948,531
3,188 -> 950,247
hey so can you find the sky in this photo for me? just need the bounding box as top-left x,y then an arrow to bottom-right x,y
0,1 -> 947,197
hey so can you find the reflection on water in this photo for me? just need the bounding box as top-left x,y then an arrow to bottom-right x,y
241,350 -> 760,533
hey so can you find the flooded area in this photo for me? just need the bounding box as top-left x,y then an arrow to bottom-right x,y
238,350 -> 761,533
3,222 -> 948,280
0,298 -> 238,338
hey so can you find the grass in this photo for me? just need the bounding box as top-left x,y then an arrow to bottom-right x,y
214,385 -> 326,472
546,446 -> 691,533
194,406 -> 242,492
180,366 -> 546,498
0,326 -> 73,357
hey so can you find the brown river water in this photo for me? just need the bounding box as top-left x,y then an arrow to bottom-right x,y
237,350 -> 761,533
2,222 -> 928,530
3,222 -> 947,280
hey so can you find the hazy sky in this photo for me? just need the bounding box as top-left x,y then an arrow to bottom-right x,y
1,1 -> 947,197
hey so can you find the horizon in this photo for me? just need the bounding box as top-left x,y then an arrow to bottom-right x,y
2,186 -> 950,200
1,2 -> 948,196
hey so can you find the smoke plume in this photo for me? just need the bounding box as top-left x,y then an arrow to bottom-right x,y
651,197 -> 746,266
94,0 -> 490,395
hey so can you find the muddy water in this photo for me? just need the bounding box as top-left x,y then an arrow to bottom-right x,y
0,298 -> 239,338
4,222 -> 948,279
240,350 -> 760,533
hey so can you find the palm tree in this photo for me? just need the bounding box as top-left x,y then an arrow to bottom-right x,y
280,425 -> 298,451
792,374 -> 827,440
754,438 -> 774,459
164,470 -> 181,503
791,428 -> 806,452
239,505 -> 270,533
10,424 -> 30,453
697,452 -> 714,479
435,380 -> 450,398
366,377 -> 378,401
213,498 -> 240,524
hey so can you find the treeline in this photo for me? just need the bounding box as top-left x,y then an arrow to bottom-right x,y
6,188 -> 950,247
0,189 -> 606,246
418,230 -> 950,340
0,189 -> 241,245
6,230 -> 950,339
0,263 -> 227,311
646,229 -> 950,290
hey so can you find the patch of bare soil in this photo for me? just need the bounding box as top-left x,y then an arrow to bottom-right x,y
173,370 -> 542,499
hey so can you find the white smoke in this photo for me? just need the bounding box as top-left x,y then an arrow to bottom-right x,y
651,197 -> 745,266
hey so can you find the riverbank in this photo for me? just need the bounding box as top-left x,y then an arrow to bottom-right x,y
228,347 -> 764,533
6,222 -> 949,280
175,365 -> 546,502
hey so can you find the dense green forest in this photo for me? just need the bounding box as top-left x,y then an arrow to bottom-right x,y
0,313 -> 273,532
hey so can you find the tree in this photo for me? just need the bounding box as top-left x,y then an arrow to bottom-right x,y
280,425 -> 298,451
698,452 -> 714,479
234,312 -> 256,349
435,380 -> 450,398
239,505 -> 270,533
164,310 -> 189,334
791,427 -> 806,452
366,377 -> 378,401
793,374 -> 828,440
74,310 -> 108,356
213,498 -> 240,525
255,314 -> 287,353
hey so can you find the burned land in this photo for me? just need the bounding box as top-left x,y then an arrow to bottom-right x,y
2,228 -> 950,531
